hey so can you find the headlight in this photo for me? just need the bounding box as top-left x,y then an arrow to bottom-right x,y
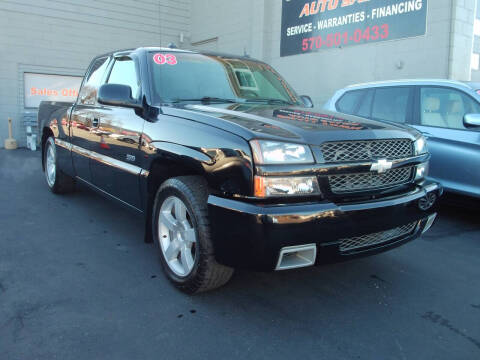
254,176 -> 321,197
414,136 -> 428,155
250,140 -> 314,165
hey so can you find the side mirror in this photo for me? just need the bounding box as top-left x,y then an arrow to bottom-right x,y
300,95 -> 314,108
98,84 -> 142,109
463,113 -> 480,128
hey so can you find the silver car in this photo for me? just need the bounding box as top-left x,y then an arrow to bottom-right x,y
324,79 -> 480,198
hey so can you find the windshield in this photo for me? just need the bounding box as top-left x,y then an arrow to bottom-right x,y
148,52 -> 302,105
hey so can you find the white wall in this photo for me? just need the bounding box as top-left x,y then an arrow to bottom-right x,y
0,0 -> 191,147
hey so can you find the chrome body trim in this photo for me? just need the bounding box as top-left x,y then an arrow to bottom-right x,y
55,139 -> 149,177
255,154 -> 429,177
71,144 -> 142,176
54,138 -> 72,151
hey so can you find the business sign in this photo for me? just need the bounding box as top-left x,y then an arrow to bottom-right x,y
281,0 -> 427,57
24,73 -> 83,108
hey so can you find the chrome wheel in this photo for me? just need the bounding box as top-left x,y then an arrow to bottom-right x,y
45,140 -> 56,187
158,196 -> 197,277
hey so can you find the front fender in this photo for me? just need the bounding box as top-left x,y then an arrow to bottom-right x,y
141,113 -> 254,198
144,140 -> 253,197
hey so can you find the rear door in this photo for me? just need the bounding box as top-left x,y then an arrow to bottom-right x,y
89,55 -> 145,209
71,56 -> 111,182
412,86 -> 480,196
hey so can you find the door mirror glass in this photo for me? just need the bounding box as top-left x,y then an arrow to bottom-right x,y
463,113 -> 480,128
300,95 -> 314,108
98,84 -> 142,109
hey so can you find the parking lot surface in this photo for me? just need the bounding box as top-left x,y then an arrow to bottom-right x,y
1,149 -> 479,360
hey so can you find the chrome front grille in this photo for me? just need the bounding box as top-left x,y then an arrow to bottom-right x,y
339,222 -> 417,252
321,139 -> 413,163
328,166 -> 413,193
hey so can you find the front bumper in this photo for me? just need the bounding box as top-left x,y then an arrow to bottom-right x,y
208,182 -> 442,271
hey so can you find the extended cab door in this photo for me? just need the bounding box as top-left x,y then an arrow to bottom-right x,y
89,55 -> 145,209
71,56 -> 111,182
412,86 -> 480,196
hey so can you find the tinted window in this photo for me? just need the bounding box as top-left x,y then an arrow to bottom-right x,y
336,90 -> 363,114
420,87 -> 480,129
148,52 -> 301,105
356,89 -> 373,117
372,87 -> 410,123
79,57 -> 110,105
107,58 -> 140,99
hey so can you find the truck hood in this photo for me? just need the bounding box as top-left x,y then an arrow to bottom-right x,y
161,103 -> 420,144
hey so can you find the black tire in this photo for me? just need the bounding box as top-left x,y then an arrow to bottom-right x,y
152,176 -> 234,293
43,137 -> 76,194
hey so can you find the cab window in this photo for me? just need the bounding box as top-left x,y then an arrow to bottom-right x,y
107,57 -> 141,100
371,87 -> 411,123
420,87 -> 480,129
78,56 -> 110,105
336,90 -> 364,114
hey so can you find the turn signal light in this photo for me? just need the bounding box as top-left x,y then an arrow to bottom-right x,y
254,175 -> 321,198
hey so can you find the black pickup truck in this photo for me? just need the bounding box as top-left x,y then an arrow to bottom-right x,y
38,47 -> 441,293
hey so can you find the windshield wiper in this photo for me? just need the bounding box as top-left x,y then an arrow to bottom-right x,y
170,97 -> 239,104
244,98 -> 295,105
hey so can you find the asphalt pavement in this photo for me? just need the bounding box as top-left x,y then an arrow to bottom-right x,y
1,149 -> 479,360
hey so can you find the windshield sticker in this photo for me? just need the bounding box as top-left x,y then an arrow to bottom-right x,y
153,53 -> 178,65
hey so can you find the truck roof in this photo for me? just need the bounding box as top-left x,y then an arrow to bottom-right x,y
96,46 -> 253,61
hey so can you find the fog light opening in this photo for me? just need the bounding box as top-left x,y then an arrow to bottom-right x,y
418,192 -> 437,211
275,244 -> 317,270
422,213 -> 438,234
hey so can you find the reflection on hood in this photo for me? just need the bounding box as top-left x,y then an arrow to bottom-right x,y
273,109 -> 367,131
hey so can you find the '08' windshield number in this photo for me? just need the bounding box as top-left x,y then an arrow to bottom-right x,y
153,53 -> 178,65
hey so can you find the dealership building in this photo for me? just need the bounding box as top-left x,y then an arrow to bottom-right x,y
1,0 -> 479,147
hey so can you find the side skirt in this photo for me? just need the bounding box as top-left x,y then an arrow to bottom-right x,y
75,176 -> 144,215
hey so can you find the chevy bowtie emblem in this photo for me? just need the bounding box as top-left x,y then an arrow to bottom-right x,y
370,159 -> 393,174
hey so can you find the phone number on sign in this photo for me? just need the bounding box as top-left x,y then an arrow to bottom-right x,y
301,24 -> 389,51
